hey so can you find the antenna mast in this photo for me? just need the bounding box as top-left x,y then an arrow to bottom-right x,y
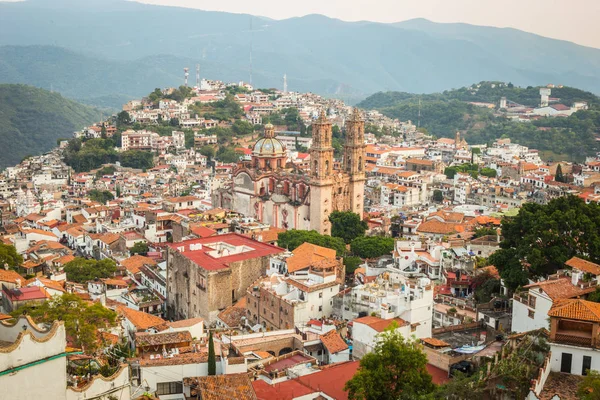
184,67 -> 189,87
196,64 -> 200,88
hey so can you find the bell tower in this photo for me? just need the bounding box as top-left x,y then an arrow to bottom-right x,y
309,110 -> 334,235
344,108 -> 366,217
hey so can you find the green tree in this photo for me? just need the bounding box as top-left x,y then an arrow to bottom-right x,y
88,189 -> 114,204
444,167 -> 458,179
473,227 -> 497,238
120,150 -> 154,170
433,190 -> 444,202
130,242 -> 149,256
12,293 -> 117,353
116,111 -> 131,127
232,120 -> 254,136
578,370 -> 600,399
555,163 -> 564,182
329,211 -> 367,244
199,145 -> 215,159
350,236 -> 395,259
344,256 -> 363,275
0,243 -> 23,269
64,258 -> 117,283
344,325 -> 435,400
215,146 -> 240,163
208,331 -> 216,376
277,230 -> 346,257
480,168 -> 497,178
492,196 -> 600,289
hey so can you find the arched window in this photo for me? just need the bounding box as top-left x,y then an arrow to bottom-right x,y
358,156 -> 363,171
313,160 -> 318,176
325,160 -> 330,175
347,156 -> 351,170
277,159 -> 282,168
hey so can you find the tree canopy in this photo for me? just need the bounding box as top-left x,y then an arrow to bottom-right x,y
88,189 -> 114,205
578,370 -> 600,400
64,257 -> 118,283
12,293 -> 117,353
344,324 -> 435,400
329,211 -> 368,244
350,236 -> 395,259
0,243 -> 23,269
491,196 -> 600,292
130,241 -> 149,256
277,230 -> 346,257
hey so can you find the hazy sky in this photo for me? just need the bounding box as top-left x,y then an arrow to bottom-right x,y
135,0 -> 600,49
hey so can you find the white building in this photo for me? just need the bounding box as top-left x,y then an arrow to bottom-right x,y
352,316 -> 412,359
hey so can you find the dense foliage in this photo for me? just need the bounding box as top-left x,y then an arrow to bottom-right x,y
344,325 -> 435,400
578,370 -> 600,399
0,243 -> 23,269
277,230 -> 347,257
359,82 -> 600,161
63,138 -> 154,172
88,189 -> 114,205
64,257 -> 118,283
329,211 -> 368,244
12,293 -> 117,353
208,331 -> 216,376
350,236 -> 395,259
0,84 -> 104,168
130,241 -> 149,256
189,94 -> 244,121
490,196 -> 600,291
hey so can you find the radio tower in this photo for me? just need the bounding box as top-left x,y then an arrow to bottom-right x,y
283,74 -> 288,94
184,67 -> 189,87
196,64 -> 200,88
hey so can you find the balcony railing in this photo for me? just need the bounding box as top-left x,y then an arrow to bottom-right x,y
553,333 -> 593,348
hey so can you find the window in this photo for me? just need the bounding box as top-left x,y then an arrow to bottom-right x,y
528,295 -> 536,309
528,310 -> 535,319
319,292 -> 323,298
157,382 -> 183,396
319,306 -> 323,312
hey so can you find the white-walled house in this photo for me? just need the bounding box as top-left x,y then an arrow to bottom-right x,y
512,258 -> 600,333
352,316 -> 411,359
547,299 -> 600,376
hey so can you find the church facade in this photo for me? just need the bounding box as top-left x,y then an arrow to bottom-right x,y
214,109 -> 366,235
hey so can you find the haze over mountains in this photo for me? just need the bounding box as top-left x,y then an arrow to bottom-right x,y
1,0 -> 600,108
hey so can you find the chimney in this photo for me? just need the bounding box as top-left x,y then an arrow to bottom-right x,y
15,279 -> 21,288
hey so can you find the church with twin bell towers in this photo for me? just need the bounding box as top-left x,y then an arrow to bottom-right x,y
214,108 -> 366,235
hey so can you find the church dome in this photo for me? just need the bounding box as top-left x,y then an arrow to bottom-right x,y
252,137 -> 286,157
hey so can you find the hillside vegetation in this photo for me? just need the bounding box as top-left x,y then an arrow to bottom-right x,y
2,0 -> 600,106
0,84 -> 104,168
358,82 -> 600,161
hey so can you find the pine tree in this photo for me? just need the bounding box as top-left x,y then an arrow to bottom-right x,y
208,331 -> 216,375
555,163 -> 564,182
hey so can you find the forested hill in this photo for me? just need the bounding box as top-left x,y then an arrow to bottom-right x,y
0,84 -> 104,168
359,82 -> 600,109
358,82 -> 600,162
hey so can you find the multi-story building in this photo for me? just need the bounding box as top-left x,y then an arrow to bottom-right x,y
121,130 -> 159,151
512,257 -> 600,333
246,249 -> 344,330
166,234 -> 284,323
547,299 -> 600,375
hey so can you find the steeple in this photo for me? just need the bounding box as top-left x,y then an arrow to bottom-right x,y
344,108 -> 366,175
310,110 -> 334,179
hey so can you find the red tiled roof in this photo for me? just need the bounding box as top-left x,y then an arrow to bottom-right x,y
320,329 -> 348,354
296,361 -> 359,400
548,299 -> 600,322
353,316 -> 409,332
168,233 -> 284,271
565,256 -> 600,275
253,379 -> 314,400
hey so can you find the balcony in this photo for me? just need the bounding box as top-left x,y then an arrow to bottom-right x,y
552,333 -> 593,348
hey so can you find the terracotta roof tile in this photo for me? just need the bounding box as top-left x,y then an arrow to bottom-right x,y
525,278 -> 596,300
117,305 -> 167,331
548,299 -> 600,322
353,316 -> 409,332
565,256 -> 600,275
120,255 -> 157,275
0,269 -> 23,284
136,331 -> 192,347
184,373 -> 257,400
320,329 -> 348,354
287,243 -> 337,273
